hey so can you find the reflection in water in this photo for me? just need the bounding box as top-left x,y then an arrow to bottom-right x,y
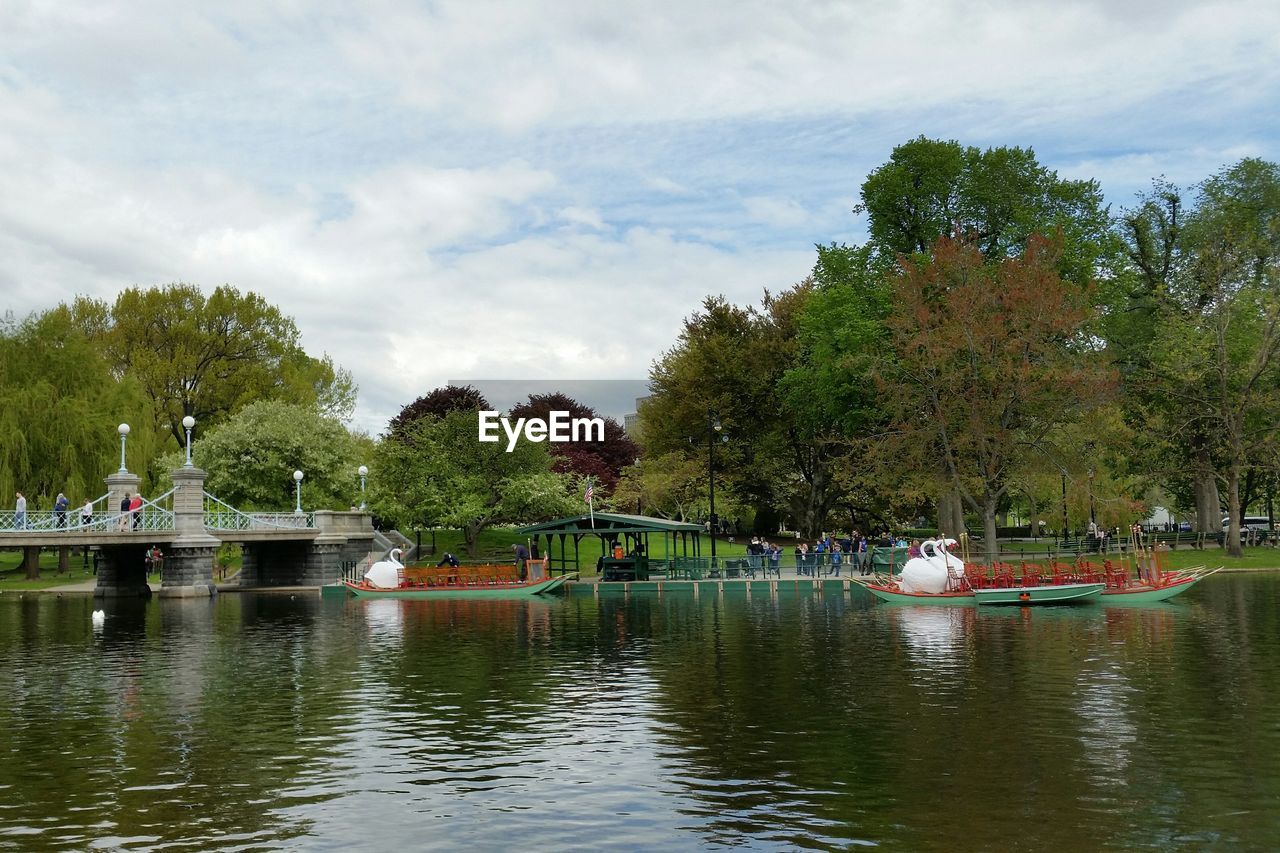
1,580 -> 1279,849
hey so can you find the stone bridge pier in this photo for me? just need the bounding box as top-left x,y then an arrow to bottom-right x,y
237,511 -> 374,588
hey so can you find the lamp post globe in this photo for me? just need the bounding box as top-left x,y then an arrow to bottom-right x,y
117,423 -> 131,472
182,416 -> 196,467
358,465 -> 368,510
293,470 -> 304,514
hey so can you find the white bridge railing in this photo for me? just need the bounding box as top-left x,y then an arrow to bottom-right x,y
202,492 -> 316,531
0,490 -> 176,533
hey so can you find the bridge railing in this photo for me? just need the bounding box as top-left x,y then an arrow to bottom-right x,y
0,490 -> 176,533
202,492 -> 316,530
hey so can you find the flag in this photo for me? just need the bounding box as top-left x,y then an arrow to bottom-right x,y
585,477 -> 595,529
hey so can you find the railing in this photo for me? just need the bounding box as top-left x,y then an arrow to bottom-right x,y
202,492 -> 316,530
0,489 -> 175,533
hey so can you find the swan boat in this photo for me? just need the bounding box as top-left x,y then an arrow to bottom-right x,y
341,554 -> 574,599
856,539 -> 1217,606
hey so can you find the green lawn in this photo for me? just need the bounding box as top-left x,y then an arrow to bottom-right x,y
0,550 -> 166,591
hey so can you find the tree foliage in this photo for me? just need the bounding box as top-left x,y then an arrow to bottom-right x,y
876,235 -> 1114,559
71,284 -> 356,451
157,401 -> 366,510
387,385 -> 490,440
508,392 -> 639,493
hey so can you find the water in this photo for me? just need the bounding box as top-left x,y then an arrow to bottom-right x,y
1,575 -> 1278,850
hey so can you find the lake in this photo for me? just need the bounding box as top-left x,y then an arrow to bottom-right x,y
1,574 -> 1277,849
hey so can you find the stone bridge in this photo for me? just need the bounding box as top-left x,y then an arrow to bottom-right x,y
1,464 -> 374,598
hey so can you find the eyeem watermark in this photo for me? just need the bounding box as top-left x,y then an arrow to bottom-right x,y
478,410 -> 605,452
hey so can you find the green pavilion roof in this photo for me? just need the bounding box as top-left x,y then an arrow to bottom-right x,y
518,512 -> 703,535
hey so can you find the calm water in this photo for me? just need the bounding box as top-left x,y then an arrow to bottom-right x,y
1,574 -> 1278,850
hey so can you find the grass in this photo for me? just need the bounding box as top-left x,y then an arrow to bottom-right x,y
0,550 -> 165,592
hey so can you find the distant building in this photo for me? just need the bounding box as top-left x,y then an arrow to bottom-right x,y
624,395 -> 651,438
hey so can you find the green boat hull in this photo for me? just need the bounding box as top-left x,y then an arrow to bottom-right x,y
863,582 -> 1104,606
973,583 -> 1104,605
340,574 -> 572,599
1100,575 -> 1205,604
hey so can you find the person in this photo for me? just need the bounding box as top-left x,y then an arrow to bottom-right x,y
436,552 -> 460,568
147,545 -> 163,573
794,542 -> 809,576
830,542 -> 843,576
769,544 -> 781,577
849,531 -> 862,574
512,542 -> 529,581
14,492 -> 26,530
908,539 -> 922,558
612,541 -> 624,560
81,498 -> 93,529
54,492 -> 68,528
130,493 -> 143,530
118,493 -> 131,531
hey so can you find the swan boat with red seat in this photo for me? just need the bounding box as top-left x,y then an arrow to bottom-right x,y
342,573 -> 573,599
339,553 -> 574,599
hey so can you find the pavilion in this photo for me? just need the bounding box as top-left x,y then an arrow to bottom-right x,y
518,512 -> 705,577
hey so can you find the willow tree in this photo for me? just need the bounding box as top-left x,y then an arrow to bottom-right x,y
0,308 -> 157,504
877,235 -> 1113,562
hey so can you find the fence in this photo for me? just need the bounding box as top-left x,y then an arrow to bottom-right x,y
202,492 -> 316,530
0,490 -> 175,533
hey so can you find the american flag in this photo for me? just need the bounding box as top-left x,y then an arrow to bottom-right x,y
584,479 -> 594,505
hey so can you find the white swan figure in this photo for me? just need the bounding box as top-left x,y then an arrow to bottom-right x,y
91,609 -> 106,628
901,537 -> 952,591
364,548 -> 404,589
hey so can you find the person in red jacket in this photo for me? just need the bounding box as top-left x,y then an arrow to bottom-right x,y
129,494 -> 143,530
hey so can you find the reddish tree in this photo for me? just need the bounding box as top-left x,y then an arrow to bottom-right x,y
388,385 -> 490,441
879,234 -> 1114,561
508,393 -> 639,493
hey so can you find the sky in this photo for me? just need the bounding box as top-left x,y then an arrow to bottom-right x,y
2,1 -> 1278,432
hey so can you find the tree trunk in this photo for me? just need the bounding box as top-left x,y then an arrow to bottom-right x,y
1193,452 -> 1220,534
938,489 -> 966,538
983,497 -> 999,564
463,523 -> 483,558
1226,464 -> 1243,558
24,546 -> 40,580
1027,495 -> 1040,540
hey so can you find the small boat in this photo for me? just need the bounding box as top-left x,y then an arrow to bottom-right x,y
1100,568 -> 1219,604
342,573 -> 573,599
863,581 -> 1104,606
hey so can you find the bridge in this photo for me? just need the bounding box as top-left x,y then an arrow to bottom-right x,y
1,464 -> 374,598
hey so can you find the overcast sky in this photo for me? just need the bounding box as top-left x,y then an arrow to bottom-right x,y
3,1 -> 1278,432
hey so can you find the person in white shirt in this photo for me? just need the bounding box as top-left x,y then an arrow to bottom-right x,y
14,492 -> 26,529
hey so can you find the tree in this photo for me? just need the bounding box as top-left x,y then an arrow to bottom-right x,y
370,410 -> 580,555
71,284 -> 356,451
858,136 -> 1116,284
877,235 -> 1113,561
157,401 -> 365,510
1109,159 -> 1280,556
508,393 -> 639,493
0,307 -> 158,504
387,385 -> 490,440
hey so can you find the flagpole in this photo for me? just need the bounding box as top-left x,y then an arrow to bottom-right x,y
586,476 -> 595,529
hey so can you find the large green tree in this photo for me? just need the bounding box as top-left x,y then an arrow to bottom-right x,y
71,284 -> 356,452
0,307 -> 158,505
371,403 -> 580,555
157,400 -> 369,510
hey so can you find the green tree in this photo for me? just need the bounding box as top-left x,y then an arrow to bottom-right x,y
370,409 -> 580,555
158,401 -> 365,510
0,307 -> 157,504
71,284 -> 356,452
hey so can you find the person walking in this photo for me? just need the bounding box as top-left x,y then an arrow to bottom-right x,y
54,492 -> 68,528
118,494 -> 131,531
129,493 -> 143,530
14,492 -> 26,529
81,498 -> 93,529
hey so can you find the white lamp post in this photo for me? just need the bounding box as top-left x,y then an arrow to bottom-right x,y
182,416 -> 196,467
293,469 -> 304,514
358,465 -> 368,510
117,423 -> 131,472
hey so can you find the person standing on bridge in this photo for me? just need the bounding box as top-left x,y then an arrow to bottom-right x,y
81,498 -> 93,529
129,494 -> 143,530
54,492 -> 68,528
14,492 -> 26,529
118,494 -> 131,531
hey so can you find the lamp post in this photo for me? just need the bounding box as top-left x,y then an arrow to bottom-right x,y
293,470 -> 304,514
1061,471 -> 1069,547
705,411 -> 727,562
183,416 -> 196,467
117,423 -> 131,473
358,465 -> 368,510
